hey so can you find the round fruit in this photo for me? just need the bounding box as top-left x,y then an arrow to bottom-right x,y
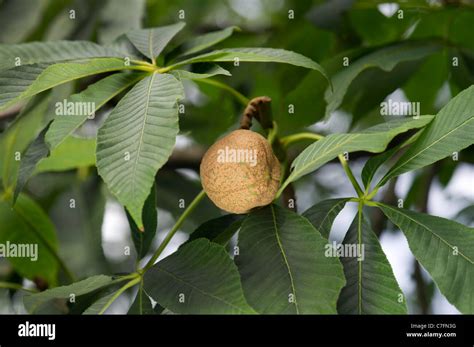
200,129 -> 281,214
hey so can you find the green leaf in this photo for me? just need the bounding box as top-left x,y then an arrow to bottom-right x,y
126,183 -> 157,259
144,238 -> 255,314
0,0 -> 48,44
324,40 -> 441,117
35,137 -> 96,173
48,177 -> 108,277
403,52 -> 449,114
281,116 -> 433,192
337,210 -> 407,314
0,64 -> 47,111
0,93 -> 50,190
187,214 -> 244,246
98,0 -> 145,44
380,85 -> 474,186
46,72 -> 143,150
23,275 -> 114,314
82,290 -> 118,315
455,205 -> 474,226
0,194 -> 59,285
235,205 -> 345,314
168,47 -> 330,84
126,22 -> 185,60
96,72 -> 184,229
128,285 -> 156,315
361,147 -> 399,190
302,198 -> 350,239
0,58 -> 130,112
178,26 -> 239,57
0,40 -> 127,71
378,203 -> 474,313
361,130 -> 423,189
155,170 -> 220,232
348,8 -> 415,46
14,124 -> 51,201
179,80 -> 236,146
169,65 -> 231,80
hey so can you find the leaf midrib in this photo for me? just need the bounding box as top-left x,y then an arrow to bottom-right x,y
131,72 -> 157,212
49,74 -> 143,150
385,115 -> 474,181
357,208 -> 363,314
290,133 -> 362,182
270,205 -> 300,314
382,205 -> 474,264
2,61 -> 129,112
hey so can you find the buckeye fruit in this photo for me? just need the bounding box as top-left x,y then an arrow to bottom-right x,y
200,129 -> 281,214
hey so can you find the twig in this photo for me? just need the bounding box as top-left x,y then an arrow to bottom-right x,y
238,97 -> 296,210
240,96 -> 273,130
142,190 -> 206,271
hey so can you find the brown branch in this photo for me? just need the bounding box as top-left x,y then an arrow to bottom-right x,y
239,96 -> 273,130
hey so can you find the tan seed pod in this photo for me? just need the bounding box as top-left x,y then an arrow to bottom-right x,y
200,129 -> 281,214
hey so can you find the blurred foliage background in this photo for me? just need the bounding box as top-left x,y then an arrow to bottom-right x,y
0,0 -> 473,314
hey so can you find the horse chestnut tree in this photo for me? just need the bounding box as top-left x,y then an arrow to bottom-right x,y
0,2 -> 473,317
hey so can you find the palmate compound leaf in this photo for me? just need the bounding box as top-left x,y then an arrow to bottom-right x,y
143,238 -> 255,314
12,72 -> 145,200
126,22 -> 185,60
96,72 -> 184,229
235,204 -> 346,314
378,203 -> 474,313
0,40 -> 128,71
337,210 -> 407,314
167,47 -> 331,85
0,58 -> 132,112
379,85 -> 474,187
279,116 -> 433,194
